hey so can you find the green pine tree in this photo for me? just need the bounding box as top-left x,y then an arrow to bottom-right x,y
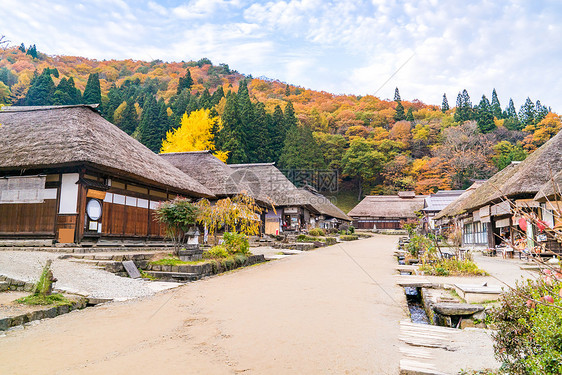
268,104 -> 286,163
278,124 -> 325,170
394,87 -> 401,102
283,101 -> 298,130
24,69 -> 55,105
518,97 -> 536,128
491,89 -> 502,119
406,107 -> 414,122
503,98 -> 521,130
441,93 -> 449,112
454,89 -> 474,123
83,73 -> 102,108
177,69 -> 193,94
138,96 -> 162,152
394,101 -> 406,121
118,101 -> 138,135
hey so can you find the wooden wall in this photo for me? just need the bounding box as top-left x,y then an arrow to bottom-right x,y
0,200 -> 57,235
101,200 -> 165,238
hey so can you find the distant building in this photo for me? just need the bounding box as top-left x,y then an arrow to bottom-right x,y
421,190 -> 465,232
348,192 -> 427,230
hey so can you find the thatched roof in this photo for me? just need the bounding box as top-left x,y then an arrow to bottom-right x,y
0,105 -> 213,198
348,194 -> 427,219
160,151 -> 254,198
465,129 -> 562,209
298,187 -> 352,222
535,170 -> 562,201
433,181 -> 486,220
229,163 -> 310,207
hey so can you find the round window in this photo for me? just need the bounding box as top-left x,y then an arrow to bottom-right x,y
86,199 -> 102,221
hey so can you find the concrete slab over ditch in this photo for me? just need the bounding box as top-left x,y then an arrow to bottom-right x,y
454,284 -> 503,304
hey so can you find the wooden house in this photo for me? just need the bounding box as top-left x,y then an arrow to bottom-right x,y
228,163 -> 350,234
0,105 -> 213,245
348,192 -> 427,230
420,190 -> 465,232
159,151 -> 257,200
436,128 -> 562,253
297,186 -> 352,230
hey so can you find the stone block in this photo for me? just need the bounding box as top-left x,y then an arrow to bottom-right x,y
57,305 -> 70,315
44,307 -> 58,319
0,317 -> 12,331
0,282 -> 8,292
122,261 -> 141,279
30,310 -> 45,321
23,283 -> 34,292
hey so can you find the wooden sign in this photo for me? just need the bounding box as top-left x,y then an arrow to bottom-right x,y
87,189 -> 106,200
122,260 -> 141,279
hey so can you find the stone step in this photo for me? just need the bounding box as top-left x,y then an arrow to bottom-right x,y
400,359 -> 450,375
144,271 -> 201,282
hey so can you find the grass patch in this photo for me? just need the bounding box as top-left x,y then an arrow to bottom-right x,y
340,234 -> 359,241
418,259 -> 488,276
16,293 -> 72,306
331,188 -> 360,214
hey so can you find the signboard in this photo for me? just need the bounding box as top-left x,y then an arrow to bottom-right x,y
122,261 -> 141,279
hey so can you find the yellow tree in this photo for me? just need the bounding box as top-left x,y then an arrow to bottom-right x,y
160,108 -> 229,162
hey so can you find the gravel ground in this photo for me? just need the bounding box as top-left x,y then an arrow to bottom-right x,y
0,251 -> 180,300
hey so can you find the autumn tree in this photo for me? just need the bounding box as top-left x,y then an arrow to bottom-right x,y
434,121 -> 495,188
160,108 -> 228,161
492,141 -> 527,170
522,112 -> 562,150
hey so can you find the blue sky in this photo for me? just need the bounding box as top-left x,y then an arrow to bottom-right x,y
2,0 -> 562,110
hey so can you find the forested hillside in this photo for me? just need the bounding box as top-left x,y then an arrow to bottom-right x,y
1,44 -> 560,202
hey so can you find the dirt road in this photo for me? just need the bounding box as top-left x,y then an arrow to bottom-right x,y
0,235 -> 405,375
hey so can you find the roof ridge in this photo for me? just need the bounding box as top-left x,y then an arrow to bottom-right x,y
1,104 -> 99,113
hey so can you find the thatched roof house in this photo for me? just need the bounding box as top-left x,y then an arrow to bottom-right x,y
298,187 -> 352,223
159,151 -> 255,199
0,105 -> 213,198
229,163 -> 308,207
229,163 -> 350,232
348,192 -> 427,229
462,129 -> 562,211
0,105 -> 213,245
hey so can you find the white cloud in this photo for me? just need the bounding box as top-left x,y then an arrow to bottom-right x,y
1,0 -> 562,109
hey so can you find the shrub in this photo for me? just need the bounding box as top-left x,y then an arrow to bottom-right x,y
222,232 -> 250,255
309,228 -> 325,237
205,245 -> 229,259
418,259 -> 487,276
491,274 -> 562,374
153,198 -> 199,256
348,225 -> 355,234
340,235 -> 359,241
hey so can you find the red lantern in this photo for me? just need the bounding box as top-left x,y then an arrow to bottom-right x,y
518,217 -> 527,231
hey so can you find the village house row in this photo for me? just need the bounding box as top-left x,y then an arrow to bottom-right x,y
0,105 -> 350,245
346,127 -> 562,256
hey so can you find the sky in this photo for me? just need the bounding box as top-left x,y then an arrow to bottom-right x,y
2,0 -> 562,110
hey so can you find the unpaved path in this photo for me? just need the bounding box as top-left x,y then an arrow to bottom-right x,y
0,235 -> 406,375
